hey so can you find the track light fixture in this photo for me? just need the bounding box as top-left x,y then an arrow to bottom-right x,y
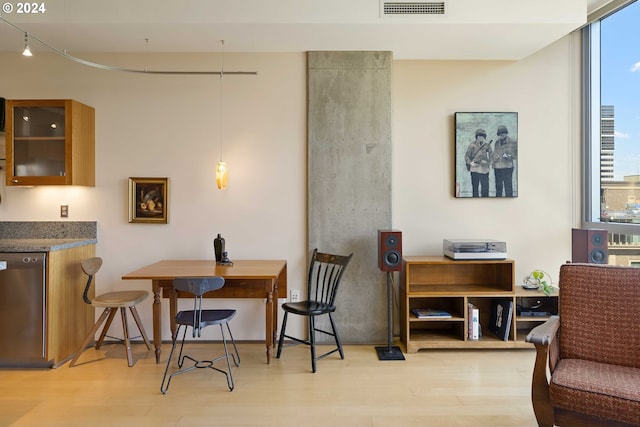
1,15 -> 256,76
22,32 -> 32,57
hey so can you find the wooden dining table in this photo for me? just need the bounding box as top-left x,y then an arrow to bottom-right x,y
121,259 -> 287,364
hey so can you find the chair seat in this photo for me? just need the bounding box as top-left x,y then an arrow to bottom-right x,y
93,290 -> 149,308
550,358 -> 640,425
282,300 -> 335,316
176,309 -> 236,328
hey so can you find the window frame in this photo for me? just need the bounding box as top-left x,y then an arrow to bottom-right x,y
582,0 -> 640,236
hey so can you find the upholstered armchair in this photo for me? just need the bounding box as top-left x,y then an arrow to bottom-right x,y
526,263 -> 640,427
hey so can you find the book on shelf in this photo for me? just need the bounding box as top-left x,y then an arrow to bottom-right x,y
467,303 -> 479,340
490,299 -> 514,341
411,308 -> 452,319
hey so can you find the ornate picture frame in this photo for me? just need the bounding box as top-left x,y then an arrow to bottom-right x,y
455,112 -> 518,198
128,177 -> 169,223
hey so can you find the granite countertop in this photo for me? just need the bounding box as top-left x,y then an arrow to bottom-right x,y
0,238 -> 97,252
0,221 -> 97,252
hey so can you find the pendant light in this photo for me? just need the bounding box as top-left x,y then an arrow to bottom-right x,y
216,40 -> 228,190
22,32 -> 32,57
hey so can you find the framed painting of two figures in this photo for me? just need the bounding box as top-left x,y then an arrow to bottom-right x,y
455,112 -> 518,198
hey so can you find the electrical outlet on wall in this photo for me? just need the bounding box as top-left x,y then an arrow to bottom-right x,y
60,205 -> 69,218
290,289 -> 300,302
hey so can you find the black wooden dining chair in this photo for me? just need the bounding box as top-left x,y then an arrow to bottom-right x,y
161,276 -> 240,393
276,248 -> 353,373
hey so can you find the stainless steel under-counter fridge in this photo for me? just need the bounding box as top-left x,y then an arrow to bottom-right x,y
0,252 -> 49,367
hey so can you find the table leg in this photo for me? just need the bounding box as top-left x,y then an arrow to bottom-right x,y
152,280 -> 162,363
273,279 -> 279,351
169,286 -> 178,340
265,288 -> 274,364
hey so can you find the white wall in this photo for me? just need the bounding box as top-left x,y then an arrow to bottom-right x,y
0,52 -> 309,341
0,33 -> 581,341
394,34 -> 582,281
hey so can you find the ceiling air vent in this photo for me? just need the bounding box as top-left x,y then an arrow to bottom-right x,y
382,2 -> 446,15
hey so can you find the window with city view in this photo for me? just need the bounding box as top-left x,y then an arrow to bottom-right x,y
585,1 -> 640,266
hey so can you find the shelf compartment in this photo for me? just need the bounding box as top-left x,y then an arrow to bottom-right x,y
409,322 -> 465,342
468,296 -> 516,342
516,292 -> 558,316
408,296 -> 465,321
404,256 -> 514,293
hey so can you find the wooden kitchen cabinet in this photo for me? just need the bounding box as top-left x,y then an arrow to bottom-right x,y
47,244 -> 96,367
5,99 -> 95,186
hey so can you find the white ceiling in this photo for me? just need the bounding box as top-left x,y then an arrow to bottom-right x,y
0,0 -> 614,60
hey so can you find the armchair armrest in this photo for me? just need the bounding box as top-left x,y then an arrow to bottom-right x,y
526,315 -> 560,346
525,315 -> 560,427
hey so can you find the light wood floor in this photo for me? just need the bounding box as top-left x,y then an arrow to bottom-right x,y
0,342 -> 539,427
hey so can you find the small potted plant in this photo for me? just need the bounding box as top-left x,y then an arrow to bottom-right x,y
522,269 -> 555,296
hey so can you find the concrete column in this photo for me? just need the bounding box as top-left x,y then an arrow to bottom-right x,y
307,51 -> 392,343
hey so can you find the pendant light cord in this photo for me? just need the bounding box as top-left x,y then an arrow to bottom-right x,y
219,40 -> 225,163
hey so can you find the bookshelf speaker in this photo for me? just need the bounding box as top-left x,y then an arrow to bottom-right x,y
572,228 -> 608,264
378,230 -> 402,272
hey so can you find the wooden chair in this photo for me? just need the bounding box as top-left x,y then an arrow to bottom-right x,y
276,248 -> 353,373
160,276 -> 240,393
526,263 -> 640,427
69,257 -> 151,367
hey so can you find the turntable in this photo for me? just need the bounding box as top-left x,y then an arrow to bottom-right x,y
443,239 -> 507,260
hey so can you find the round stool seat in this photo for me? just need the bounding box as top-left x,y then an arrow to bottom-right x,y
70,257 -> 152,368
93,290 -> 149,308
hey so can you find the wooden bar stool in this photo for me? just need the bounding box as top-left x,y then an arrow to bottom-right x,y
69,257 -> 151,367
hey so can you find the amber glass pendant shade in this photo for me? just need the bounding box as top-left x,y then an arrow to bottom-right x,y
216,161 -> 228,189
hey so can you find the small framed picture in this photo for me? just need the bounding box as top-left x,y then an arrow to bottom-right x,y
455,112 -> 518,198
128,177 -> 168,223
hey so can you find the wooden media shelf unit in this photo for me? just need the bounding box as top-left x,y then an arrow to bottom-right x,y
400,256 -> 556,352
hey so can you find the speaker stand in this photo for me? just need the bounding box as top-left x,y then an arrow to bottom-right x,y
375,271 -> 405,361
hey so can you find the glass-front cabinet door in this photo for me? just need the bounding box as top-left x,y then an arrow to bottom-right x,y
13,104 -> 66,178
5,99 -> 95,186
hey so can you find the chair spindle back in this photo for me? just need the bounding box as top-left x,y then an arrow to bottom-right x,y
307,249 -> 353,306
